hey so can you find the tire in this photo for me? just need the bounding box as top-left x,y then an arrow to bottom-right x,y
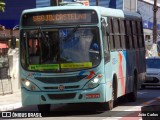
127,73 -> 138,102
101,77 -> 117,111
102,100 -> 113,111
141,85 -> 146,89
37,104 -> 51,113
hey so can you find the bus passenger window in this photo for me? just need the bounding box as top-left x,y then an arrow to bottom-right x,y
131,21 -> 137,48
126,21 -> 132,49
102,18 -> 110,62
113,19 -> 121,49
108,18 -> 115,50
137,21 -> 143,48
119,20 -> 126,49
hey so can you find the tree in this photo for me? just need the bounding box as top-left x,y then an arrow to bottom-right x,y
0,0 -> 5,12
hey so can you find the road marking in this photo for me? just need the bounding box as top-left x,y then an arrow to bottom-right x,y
102,117 -> 122,120
123,106 -> 141,111
153,97 -> 160,101
119,96 -> 160,119
0,102 -> 22,111
137,92 -> 147,94
102,96 -> 160,120
141,96 -> 160,106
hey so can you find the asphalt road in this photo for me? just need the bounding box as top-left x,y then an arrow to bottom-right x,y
6,87 -> 160,120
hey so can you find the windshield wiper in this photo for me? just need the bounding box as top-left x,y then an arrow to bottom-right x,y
63,24 -> 80,42
38,26 -> 49,46
37,26 -> 52,63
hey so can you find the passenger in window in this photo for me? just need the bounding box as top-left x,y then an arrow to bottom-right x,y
90,29 -> 99,51
90,42 -> 99,51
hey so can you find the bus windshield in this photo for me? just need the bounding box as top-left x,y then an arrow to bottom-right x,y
20,27 -> 100,72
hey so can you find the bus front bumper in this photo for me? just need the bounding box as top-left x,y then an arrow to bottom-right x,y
21,84 -> 110,106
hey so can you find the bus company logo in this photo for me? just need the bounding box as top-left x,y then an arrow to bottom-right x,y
59,85 -> 65,91
112,58 -> 117,64
28,73 -> 41,77
2,112 -> 11,117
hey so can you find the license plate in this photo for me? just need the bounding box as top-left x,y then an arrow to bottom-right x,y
86,93 -> 100,99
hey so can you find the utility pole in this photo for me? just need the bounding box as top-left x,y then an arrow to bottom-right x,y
153,0 -> 158,43
96,0 -> 99,6
51,0 -> 62,6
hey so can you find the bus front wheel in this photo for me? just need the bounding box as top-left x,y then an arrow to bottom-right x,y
101,79 -> 117,111
37,104 -> 51,113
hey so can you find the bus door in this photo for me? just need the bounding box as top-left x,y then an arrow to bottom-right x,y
101,18 -> 112,96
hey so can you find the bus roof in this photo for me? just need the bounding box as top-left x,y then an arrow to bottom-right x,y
22,6 -> 142,20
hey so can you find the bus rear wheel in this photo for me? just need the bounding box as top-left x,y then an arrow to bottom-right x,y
37,104 -> 51,114
127,73 -> 138,102
141,85 -> 146,89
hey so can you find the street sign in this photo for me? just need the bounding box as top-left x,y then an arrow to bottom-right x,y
75,0 -> 89,6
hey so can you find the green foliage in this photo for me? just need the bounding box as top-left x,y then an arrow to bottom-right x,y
0,0 -> 5,12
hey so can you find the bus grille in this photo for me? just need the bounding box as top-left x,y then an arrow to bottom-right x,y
35,75 -> 87,83
44,85 -> 79,90
48,93 -> 76,100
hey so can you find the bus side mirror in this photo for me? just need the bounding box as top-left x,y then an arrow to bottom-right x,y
11,36 -> 16,49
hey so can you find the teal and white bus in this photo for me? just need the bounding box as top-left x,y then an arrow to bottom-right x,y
19,3 -> 146,112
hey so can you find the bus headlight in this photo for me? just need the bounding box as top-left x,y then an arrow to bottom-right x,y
83,74 -> 103,89
21,78 -> 40,91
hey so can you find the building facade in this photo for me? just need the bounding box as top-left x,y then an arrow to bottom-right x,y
0,0 -> 160,41
36,0 -> 137,11
137,0 -> 160,41
0,0 -> 36,43
0,0 -> 36,29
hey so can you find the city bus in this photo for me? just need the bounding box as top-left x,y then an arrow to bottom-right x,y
19,2 -> 146,112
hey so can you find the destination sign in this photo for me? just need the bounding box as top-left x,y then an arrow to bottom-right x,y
22,10 -> 98,26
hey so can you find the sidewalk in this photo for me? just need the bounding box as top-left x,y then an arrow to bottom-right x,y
0,89 -> 22,111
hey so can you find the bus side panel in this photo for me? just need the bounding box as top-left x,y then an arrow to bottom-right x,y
104,56 -> 114,102
137,48 -> 146,87
117,50 -> 136,97
125,49 -> 136,94
109,51 -> 128,98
